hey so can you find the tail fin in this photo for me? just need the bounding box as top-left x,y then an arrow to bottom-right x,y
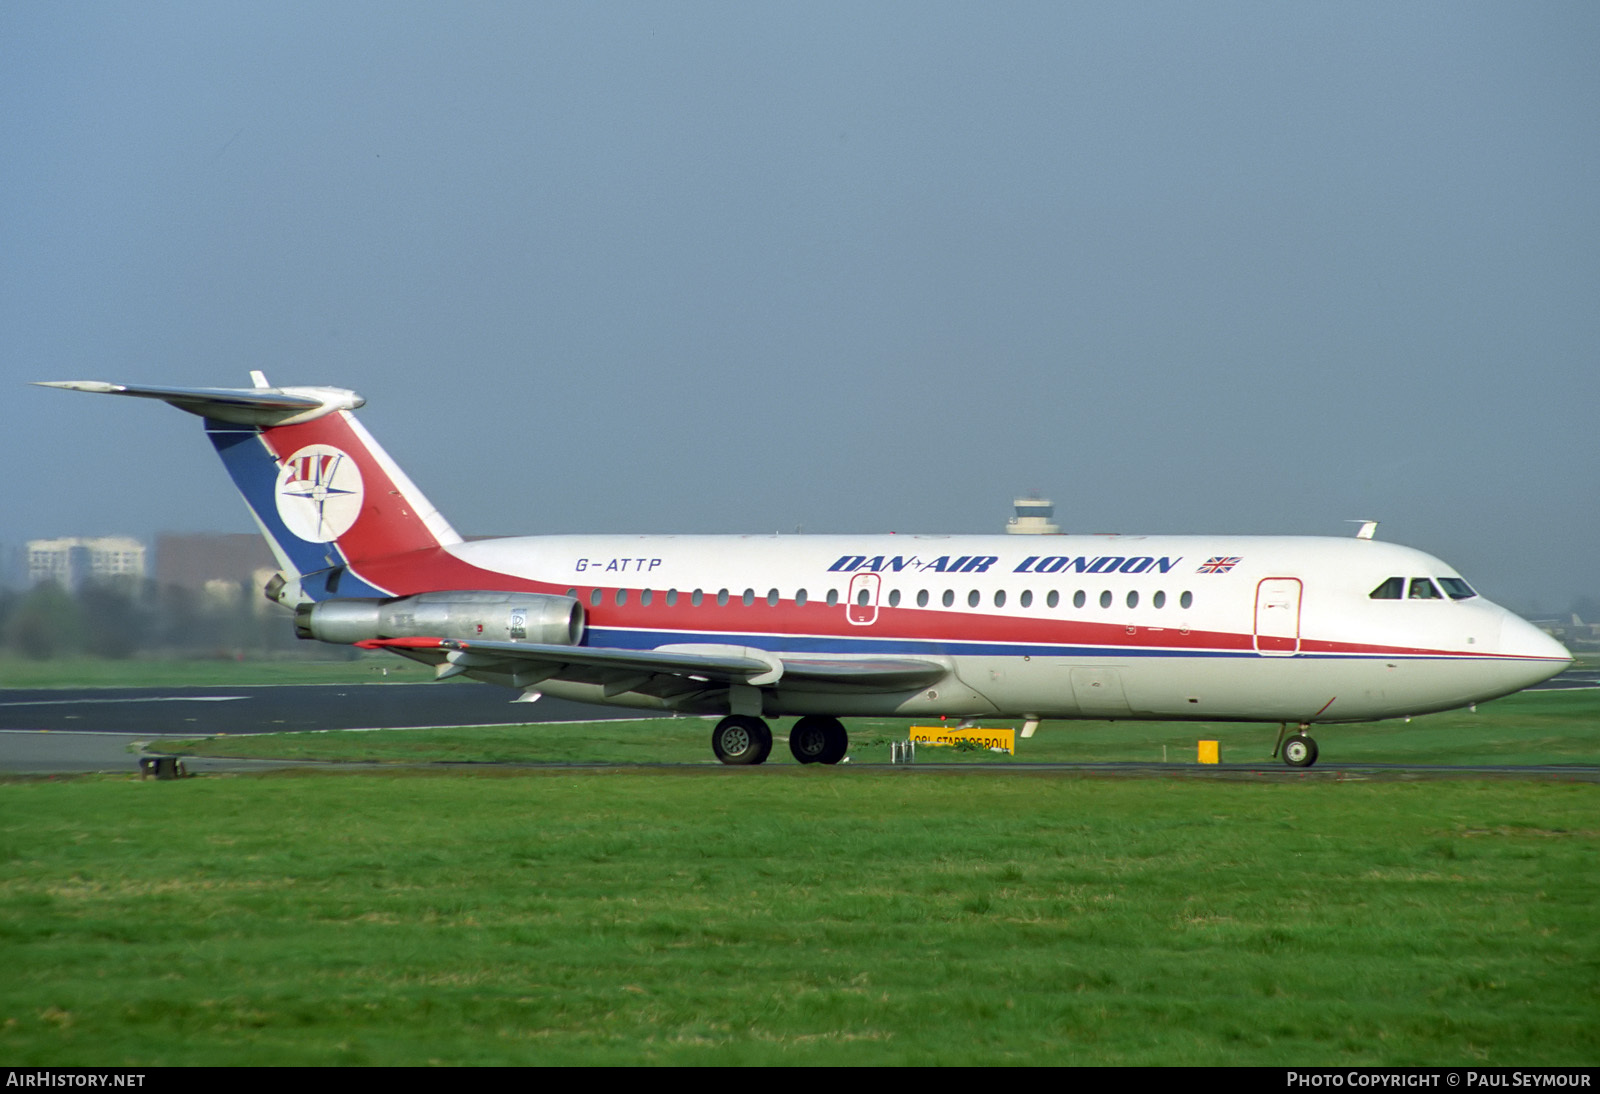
36,376 -> 460,603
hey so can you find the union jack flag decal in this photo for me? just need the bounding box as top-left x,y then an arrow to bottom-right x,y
1198,556 -> 1241,574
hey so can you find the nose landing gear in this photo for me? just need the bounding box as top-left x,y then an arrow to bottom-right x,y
1274,722 -> 1320,767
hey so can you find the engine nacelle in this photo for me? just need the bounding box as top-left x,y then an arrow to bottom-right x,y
294,591 -> 585,647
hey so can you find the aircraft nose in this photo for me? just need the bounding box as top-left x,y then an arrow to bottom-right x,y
1498,614 -> 1573,688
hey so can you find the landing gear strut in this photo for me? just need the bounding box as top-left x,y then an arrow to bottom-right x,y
712,715 -> 773,765
788,715 -> 849,765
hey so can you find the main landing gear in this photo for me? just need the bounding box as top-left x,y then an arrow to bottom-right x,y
710,715 -> 849,766
711,715 -> 772,765
787,715 -> 849,765
1274,722 -> 1320,768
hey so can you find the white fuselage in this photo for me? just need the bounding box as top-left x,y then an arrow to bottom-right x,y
438,532 -> 1570,723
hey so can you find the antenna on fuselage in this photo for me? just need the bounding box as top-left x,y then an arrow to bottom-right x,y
1350,520 -> 1379,540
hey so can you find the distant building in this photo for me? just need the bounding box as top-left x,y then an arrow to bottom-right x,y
26,536 -> 146,589
1005,496 -> 1060,535
1533,614 -> 1600,653
156,533 -> 278,612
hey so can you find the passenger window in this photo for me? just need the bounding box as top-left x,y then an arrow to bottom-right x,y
1099,590 -> 1112,609
717,589 -> 730,606
641,589 -> 653,606
1153,590 -> 1166,609
1126,590 -> 1138,609
767,588 -> 779,607
826,589 -> 839,607
1046,590 -> 1059,609
942,590 -> 954,608
1180,591 -> 1193,609
615,589 -> 628,606
917,589 -> 929,607
967,590 -> 980,608
741,588 -> 754,606
1369,577 -> 1404,600
1020,590 -> 1033,608
567,588 -> 578,598
993,590 -> 1006,608
1073,590 -> 1086,609
1408,578 -> 1443,600
857,588 -> 871,606
888,589 -> 901,607
667,589 -> 679,606
589,589 -> 602,606
691,588 -> 704,606
795,589 -> 807,606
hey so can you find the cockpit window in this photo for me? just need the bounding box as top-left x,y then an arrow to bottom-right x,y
1408,578 -> 1443,599
1369,577 -> 1404,600
1439,577 -> 1477,600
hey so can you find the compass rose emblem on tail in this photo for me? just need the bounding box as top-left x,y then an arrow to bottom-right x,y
274,444 -> 364,542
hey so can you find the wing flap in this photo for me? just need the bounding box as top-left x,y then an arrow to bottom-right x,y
360,637 -> 948,695
776,656 -> 947,689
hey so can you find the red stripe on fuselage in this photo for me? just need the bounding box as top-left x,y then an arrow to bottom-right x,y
301,509 -> 1493,660
372,561 -> 1490,658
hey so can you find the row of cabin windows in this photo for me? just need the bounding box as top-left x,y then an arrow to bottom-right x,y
1369,576 -> 1477,601
572,586 -> 1197,611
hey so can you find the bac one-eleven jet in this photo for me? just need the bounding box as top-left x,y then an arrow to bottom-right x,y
39,376 -> 1571,767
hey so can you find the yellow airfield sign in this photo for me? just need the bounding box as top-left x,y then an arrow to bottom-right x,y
908,726 -> 1016,754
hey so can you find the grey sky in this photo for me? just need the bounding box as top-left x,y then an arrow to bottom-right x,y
4,2 -> 1596,612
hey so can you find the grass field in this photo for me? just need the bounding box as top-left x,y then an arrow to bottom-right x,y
5,744 -> 1599,1063
5,668 -> 1598,1065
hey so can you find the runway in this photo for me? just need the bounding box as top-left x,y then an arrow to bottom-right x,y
0,682 -> 631,736
0,683 -> 630,775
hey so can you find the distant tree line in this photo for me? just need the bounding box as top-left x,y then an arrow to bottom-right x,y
0,578 -> 351,661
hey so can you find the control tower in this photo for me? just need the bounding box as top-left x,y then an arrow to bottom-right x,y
1005,496 -> 1060,535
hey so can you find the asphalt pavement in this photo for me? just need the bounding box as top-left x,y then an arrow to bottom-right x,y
0,683 -> 630,774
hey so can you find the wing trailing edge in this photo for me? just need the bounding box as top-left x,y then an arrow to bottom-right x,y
358,636 -> 949,697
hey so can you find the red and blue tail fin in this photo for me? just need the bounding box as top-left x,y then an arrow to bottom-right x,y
36,375 -> 461,603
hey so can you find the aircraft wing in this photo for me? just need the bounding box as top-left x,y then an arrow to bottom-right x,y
358,637 -> 948,698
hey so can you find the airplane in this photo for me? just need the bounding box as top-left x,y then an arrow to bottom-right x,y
37,375 -> 1573,767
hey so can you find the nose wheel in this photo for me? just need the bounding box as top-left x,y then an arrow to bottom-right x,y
1275,723 -> 1320,767
1282,735 -> 1319,767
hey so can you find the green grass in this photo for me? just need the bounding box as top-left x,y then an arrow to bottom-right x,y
1,771 -> 1595,1065
151,687 -> 1600,768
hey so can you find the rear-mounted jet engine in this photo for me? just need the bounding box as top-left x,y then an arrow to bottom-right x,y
295,590 -> 585,647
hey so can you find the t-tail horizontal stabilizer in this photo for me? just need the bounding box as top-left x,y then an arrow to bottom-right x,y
37,375 -> 460,607
32,379 -> 364,426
